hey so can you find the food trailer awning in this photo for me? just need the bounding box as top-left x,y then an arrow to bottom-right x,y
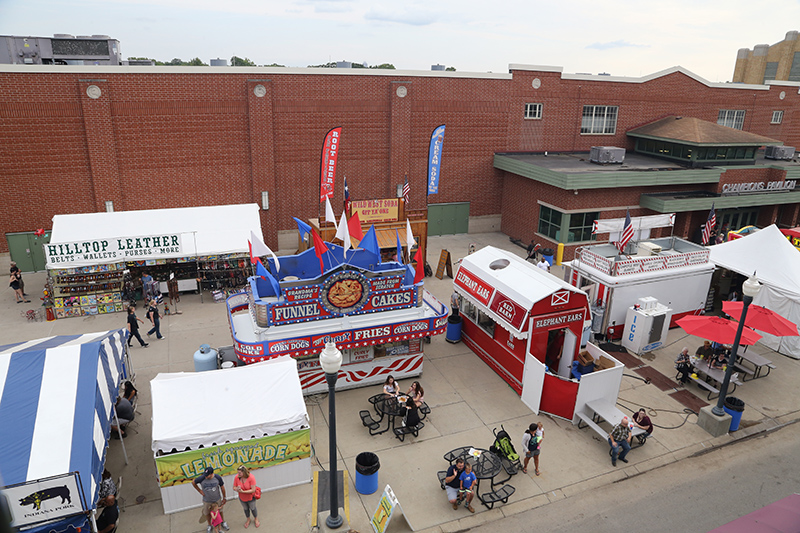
47,204 -> 263,268
455,247 -> 586,339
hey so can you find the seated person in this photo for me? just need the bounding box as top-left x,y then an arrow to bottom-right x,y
122,380 -> 138,403
403,401 -> 421,428
674,347 -> 692,385
709,352 -> 727,370
695,341 -> 713,359
99,469 -> 117,500
444,458 -> 465,510
111,396 -> 135,439
406,381 -> 424,406
458,462 -> 477,513
632,408 -> 653,443
383,375 -> 398,397
95,494 -> 119,533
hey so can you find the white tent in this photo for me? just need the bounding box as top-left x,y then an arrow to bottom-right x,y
709,225 -> 800,359
47,204 -> 263,267
151,357 -> 311,513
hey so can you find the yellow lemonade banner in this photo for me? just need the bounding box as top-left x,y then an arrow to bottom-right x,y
156,429 -> 311,488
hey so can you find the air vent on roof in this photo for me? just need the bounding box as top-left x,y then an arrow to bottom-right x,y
590,146 -> 625,164
765,145 -> 795,160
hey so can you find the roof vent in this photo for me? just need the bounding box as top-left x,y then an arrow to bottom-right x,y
490,259 -> 510,270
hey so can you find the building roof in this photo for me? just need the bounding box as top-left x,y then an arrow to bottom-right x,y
627,116 -> 782,146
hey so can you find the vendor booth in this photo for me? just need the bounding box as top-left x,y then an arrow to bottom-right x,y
709,224 -> 800,359
151,357 -> 311,514
0,330 -> 130,532
227,242 -> 448,394
45,204 -> 262,318
453,246 -> 625,422
565,237 -> 714,340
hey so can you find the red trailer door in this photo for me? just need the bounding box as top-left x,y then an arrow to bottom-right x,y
539,373 -> 578,420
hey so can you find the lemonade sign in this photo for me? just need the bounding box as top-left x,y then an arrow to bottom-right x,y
156,429 -> 310,487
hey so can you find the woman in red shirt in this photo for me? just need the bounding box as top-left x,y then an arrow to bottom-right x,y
233,465 -> 260,528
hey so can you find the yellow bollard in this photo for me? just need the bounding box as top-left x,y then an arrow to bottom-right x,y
556,243 -> 564,265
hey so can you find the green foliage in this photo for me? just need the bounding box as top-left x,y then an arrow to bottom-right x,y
308,62 -> 337,68
231,56 -> 256,66
187,57 -> 207,66
168,58 -> 183,66
370,63 -> 396,69
446,66 -> 456,71
263,63 -> 286,67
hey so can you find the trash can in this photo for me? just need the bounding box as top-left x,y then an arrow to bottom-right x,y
541,248 -> 555,266
355,452 -> 380,495
723,396 -> 745,431
446,314 -> 463,344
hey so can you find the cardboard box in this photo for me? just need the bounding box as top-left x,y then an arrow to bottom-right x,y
578,350 -> 593,366
594,355 -> 615,371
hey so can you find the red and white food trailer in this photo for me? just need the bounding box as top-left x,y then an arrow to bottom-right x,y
454,246 -> 625,422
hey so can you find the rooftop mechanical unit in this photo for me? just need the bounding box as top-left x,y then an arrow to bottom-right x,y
765,145 -> 796,160
590,146 -> 626,164
637,242 -> 662,256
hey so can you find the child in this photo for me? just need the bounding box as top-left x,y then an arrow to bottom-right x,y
209,502 -> 224,533
458,462 -> 477,513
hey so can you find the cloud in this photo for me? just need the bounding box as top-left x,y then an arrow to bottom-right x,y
364,9 -> 438,26
586,40 -> 649,50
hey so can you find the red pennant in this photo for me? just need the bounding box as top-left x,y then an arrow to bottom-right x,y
311,229 -> 329,274
348,212 -> 364,241
248,240 -> 255,265
413,246 -> 425,284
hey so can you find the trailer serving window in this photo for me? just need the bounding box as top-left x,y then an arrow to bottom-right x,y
477,310 -> 496,337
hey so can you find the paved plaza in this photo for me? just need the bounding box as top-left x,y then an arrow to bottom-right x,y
2,232 -> 799,533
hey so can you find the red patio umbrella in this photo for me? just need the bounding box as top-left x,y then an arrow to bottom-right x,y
676,315 -> 762,345
722,301 -> 800,337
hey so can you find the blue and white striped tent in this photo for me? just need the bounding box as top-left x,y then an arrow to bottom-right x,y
0,330 -> 128,532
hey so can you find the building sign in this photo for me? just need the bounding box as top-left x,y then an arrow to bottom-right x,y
721,180 -> 796,195
371,485 -> 404,533
533,311 -> 584,330
454,267 -> 494,305
352,199 -> 399,223
5,473 -> 86,528
45,234 -> 184,265
489,291 -> 527,331
155,430 -> 310,488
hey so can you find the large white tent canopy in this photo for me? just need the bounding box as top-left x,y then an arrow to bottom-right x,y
709,225 -> 800,358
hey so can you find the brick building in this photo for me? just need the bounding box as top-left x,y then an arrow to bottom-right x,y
733,30 -> 800,84
1,63 -> 799,260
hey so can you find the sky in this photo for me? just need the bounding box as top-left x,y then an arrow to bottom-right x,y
1,0 -> 799,82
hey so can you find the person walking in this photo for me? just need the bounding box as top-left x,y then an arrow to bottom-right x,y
146,298 -> 164,340
233,465 -> 260,528
126,306 -> 149,348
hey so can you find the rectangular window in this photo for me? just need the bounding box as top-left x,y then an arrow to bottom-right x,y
581,105 -> 618,134
567,212 -> 599,243
524,103 -> 543,120
477,310 -> 495,338
717,109 -> 746,130
771,111 -> 784,124
538,205 -> 563,241
763,62 -> 779,84
790,52 -> 800,82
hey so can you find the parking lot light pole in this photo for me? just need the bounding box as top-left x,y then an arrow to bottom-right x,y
712,273 -> 761,416
319,341 -> 344,529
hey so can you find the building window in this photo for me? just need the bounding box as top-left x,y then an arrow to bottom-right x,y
581,105 -> 618,134
567,212 -> 599,243
524,103 -> 543,120
771,111 -> 784,124
538,205 -> 563,241
763,62 -> 779,84
717,109 -> 746,130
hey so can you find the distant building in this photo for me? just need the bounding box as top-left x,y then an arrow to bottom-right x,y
0,34 -> 121,65
733,31 -> 800,84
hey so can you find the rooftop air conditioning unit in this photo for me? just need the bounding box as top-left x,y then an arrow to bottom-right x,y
637,242 -> 662,256
590,146 -> 625,164
765,145 -> 796,160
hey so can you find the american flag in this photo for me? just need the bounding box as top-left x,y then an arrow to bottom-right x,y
702,203 -> 716,245
402,175 -> 410,206
344,175 -> 351,213
616,210 -> 634,254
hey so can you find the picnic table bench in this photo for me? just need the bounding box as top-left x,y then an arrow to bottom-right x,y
576,399 -> 647,449
690,357 -> 743,399
736,351 -> 776,380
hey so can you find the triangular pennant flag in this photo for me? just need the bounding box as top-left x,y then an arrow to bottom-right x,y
413,246 -> 425,284
311,228 -> 329,275
335,210 -> 351,253
256,259 -> 281,297
250,231 -> 280,272
348,212 -> 364,241
360,225 -> 381,259
293,217 -> 312,240
248,240 -> 255,265
406,219 -> 415,247
396,230 -> 403,264
325,197 -> 338,231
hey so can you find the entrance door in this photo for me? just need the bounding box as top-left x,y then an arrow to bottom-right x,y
544,329 -> 565,374
5,232 -> 50,272
428,202 -> 469,236
557,329 -> 577,378
520,350 -> 545,414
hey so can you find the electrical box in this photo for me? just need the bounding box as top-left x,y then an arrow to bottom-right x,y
621,300 -> 672,354
765,145 -> 795,160
590,146 -> 625,164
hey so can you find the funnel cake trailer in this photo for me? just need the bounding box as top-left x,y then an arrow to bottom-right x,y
453,246 -> 625,422
227,244 -> 448,394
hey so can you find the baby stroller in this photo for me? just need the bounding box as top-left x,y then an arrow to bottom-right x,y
489,425 -> 523,476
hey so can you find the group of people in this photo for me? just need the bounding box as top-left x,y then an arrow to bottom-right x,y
9,261 -> 29,303
675,342 -> 731,385
444,457 -> 477,513
608,409 -> 653,466
126,296 -> 165,348
92,469 -> 119,532
111,381 -> 137,439
383,376 -> 425,428
193,465 -> 261,532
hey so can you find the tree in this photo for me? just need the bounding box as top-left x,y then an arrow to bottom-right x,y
187,57 -> 207,66
231,56 -> 256,66
308,62 -> 337,68
168,58 -> 183,66
370,63 -> 396,69
446,66 -> 456,71
263,63 -> 286,68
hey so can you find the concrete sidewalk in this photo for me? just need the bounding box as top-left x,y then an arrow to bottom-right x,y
2,232 -> 798,533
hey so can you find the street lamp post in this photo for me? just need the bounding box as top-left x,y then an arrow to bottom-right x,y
712,273 -> 761,416
319,342 -> 344,529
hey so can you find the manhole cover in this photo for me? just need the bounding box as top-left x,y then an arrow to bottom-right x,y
136,495 -> 146,504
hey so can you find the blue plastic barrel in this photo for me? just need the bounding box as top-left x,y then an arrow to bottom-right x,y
355,452 -> 380,495
541,248 -> 555,266
723,396 -> 745,431
446,315 -> 463,343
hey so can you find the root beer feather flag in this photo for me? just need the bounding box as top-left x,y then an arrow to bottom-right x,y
319,127 -> 342,202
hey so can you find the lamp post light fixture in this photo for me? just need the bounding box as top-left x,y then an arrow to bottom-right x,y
319,341 -> 344,529
712,273 -> 762,416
